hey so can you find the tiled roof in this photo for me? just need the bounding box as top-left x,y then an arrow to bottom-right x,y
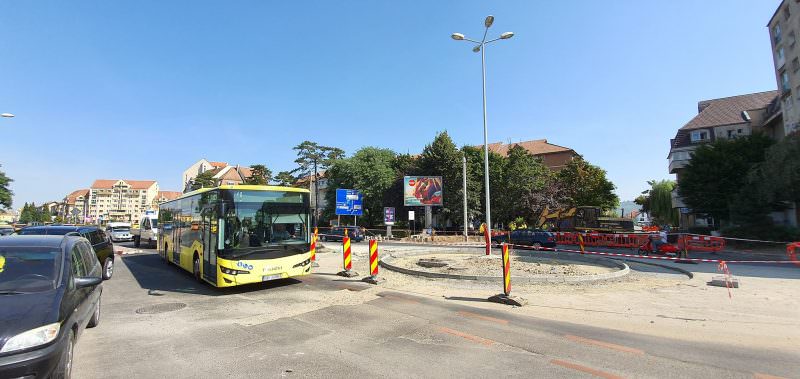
64,189 -> 89,204
209,161 -> 227,168
680,90 -> 778,131
480,139 -> 574,156
91,179 -> 157,190
157,191 -> 182,200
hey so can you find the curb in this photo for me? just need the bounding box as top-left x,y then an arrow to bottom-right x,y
615,258 -> 694,279
379,251 -> 630,284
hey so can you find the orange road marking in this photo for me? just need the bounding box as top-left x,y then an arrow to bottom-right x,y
754,373 -> 790,379
550,359 -> 625,379
457,311 -> 509,325
565,335 -> 645,355
438,327 -> 494,346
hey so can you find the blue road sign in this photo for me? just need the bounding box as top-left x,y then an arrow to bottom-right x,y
335,189 -> 363,216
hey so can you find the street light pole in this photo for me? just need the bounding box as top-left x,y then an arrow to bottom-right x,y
452,16 -> 514,247
463,155 -> 468,241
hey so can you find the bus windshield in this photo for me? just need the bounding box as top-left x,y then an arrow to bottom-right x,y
221,190 -> 309,258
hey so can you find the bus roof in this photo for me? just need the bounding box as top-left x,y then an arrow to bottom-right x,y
163,185 -> 310,204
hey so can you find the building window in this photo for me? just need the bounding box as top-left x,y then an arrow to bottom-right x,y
793,58 -> 800,72
782,71 -> 791,92
777,47 -> 786,66
784,6 -> 791,20
775,24 -> 783,44
690,130 -> 709,142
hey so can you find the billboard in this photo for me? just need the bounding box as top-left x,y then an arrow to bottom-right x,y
403,176 -> 443,206
384,207 -> 395,225
335,189 -> 363,216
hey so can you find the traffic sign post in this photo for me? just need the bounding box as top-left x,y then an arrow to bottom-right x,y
384,207 -> 395,238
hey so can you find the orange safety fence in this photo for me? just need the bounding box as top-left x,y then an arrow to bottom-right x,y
553,232 -> 725,253
788,242 -> 800,267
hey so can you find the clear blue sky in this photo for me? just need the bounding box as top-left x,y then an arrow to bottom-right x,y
0,0 -> 781,208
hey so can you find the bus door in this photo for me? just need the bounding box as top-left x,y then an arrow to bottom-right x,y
201,206 -> 218,284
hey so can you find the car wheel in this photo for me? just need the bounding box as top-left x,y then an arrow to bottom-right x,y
133,236 -> 140,248
533,242 -> 542,250
102,258 -> 113,280
193,255 -> 202,282
53,329 -> 75,379
321,235 -> 327,242
88,297 -> 101,328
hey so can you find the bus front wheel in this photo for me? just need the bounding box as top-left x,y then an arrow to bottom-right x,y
193,254 -> 201,282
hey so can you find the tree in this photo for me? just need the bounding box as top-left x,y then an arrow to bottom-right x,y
757,133 -> 800,204
291,141 -> 344,179
418,131 -> 463,225
557,156 -> 619,211
190,171 -> 216,191
274,171 -> 297,186
246,164 -> 272,185
324,147 -> 397,226
678,133 -> 774,226
494,145 -> 551,225
0,164 -> 12,209
637,180 -> 678,225
19,202 -> 32,223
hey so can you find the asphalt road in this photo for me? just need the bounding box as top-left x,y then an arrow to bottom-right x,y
72,248 -> 798,379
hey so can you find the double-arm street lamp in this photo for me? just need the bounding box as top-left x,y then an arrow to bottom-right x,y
451,15 -> 513,245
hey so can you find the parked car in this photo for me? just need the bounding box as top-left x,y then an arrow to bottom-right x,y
491,229 -> 556,250
0,235 -> 103,379
320,226 -> 365,242
17,226 -> 115,280
0,226 -> 13,237
106,222 -> 133,243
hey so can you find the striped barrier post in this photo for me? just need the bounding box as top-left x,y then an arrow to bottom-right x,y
483,223 -> 491,256
310,227 -> 319,267
337,229 -> 359,277
502,243 -> 511,296
578,233 -> 585,254
788,242 -> 800,268
362,240 -> 384,284
488,243 -> 526,306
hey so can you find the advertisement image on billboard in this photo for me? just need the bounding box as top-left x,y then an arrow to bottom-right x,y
403,176 -> 443,206
335,189 -> 363,216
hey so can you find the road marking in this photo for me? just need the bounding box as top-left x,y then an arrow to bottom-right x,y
565,335 -> 645,355
550,359 -> 625,379
457,311 -> 509,325
437,327 -> 494,346
754,373 -> 790,379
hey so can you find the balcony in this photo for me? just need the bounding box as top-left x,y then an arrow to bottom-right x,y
668,149 -> 693,174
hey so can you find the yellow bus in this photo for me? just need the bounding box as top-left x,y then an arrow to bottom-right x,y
157,185 -> 313,287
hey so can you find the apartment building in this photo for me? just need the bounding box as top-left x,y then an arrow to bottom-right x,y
480,139 -> 578,170
182,159 -> 253,192
62,189 -> 89,223
668,91 -> 785,229
155,191 -> 182,206
769,0 -> 800,136
86,179 -> 159,225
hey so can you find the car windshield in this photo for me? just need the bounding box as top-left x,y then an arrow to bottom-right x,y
221,190 -> 310,257
0,247 -> 61,293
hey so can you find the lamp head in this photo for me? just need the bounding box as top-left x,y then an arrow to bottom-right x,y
451,33 -> 465,40
500,32 -> 514,39
484,15 -> 494,28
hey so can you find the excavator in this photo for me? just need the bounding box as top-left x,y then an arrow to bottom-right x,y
537,206 -> 635,233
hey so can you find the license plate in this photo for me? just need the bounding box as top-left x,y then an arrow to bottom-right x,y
262,274 -> 282,282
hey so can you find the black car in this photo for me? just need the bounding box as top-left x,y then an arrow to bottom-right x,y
0,235 -> 103,379
18,226 -> 115,280
320,226 -> 365,242
491,229 -> 556,250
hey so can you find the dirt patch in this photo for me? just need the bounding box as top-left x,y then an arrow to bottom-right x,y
391,254 -> 616,278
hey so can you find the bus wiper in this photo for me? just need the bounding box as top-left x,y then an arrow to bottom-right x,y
227,248 -> 281,259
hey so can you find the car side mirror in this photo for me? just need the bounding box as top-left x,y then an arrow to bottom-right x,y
74,276 -> 102,288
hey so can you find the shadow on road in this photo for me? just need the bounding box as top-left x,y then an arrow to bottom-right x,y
121,253 -> 304,297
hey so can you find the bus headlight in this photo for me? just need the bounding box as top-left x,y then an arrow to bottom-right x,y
220,267 -> 250,275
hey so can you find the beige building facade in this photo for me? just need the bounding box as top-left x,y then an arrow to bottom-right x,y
86,180 -> 159,225
769,0 -> 800,136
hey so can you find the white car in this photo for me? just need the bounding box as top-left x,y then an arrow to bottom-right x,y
106,222 -> 133,242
